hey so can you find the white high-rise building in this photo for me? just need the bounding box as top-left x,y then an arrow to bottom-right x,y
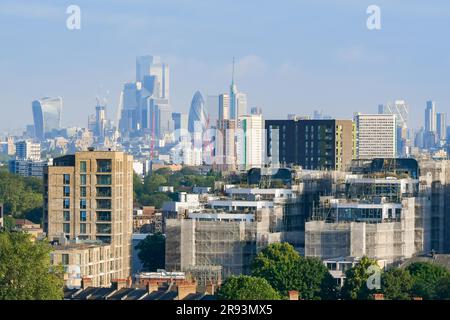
15,140 -> 41,161
237,114 -> 264,170
219,93 -> 230,121
355,113 -> 396,159
425,100 -> 436,133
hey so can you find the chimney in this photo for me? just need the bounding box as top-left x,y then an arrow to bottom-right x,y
373,293 -> 384,300
81,277 -> 93,289
177,281 -> 197,300
111,278 -> 128,290
288,290 -> 299,300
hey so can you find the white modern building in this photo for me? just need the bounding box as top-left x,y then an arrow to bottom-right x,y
237,114 -> 264,171
355,113 -> 396,159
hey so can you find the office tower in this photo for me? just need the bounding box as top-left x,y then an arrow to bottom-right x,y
436,113 -> 447,142
136,55 -> 169,99
237,114 -> 264,170
379,101 -> 409,157
215,119 -> 236,171
88,115 -> 97,133
44,150 -> 134,281
95,104 -> 107,138
354,114 -> 396,159
425,100 -> 436,133
265,119 -> 354,171
172,112 -> 189,141
7,136 -> 15,156
219,94 -> 230,121
15,140 -> 41,161
206,95 -> 219,128
378,100 -> 408,128
32,97 -> 63,140
188,91 -> 209,134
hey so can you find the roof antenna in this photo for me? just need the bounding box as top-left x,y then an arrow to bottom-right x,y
232,56 -> 235,86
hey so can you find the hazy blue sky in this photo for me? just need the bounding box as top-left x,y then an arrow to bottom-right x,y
1,0 -> 449,131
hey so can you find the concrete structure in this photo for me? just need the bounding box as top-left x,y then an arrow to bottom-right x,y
51,240 -> 115,288
355,114 -> 396,159
306,197 -> 416,265
44,150 -> 134,280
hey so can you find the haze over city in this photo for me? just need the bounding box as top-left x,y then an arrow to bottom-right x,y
1,0 -> 450,131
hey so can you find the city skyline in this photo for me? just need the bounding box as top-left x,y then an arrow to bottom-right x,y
1,0 -> 450,131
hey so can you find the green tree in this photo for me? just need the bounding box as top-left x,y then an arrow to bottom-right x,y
251,243 -> 338,299
251,243 -> 300,296
406,262 -> 450,299
435,276 -> 450,299
340,256 -> 380,300
217,275 -> 280,300
135,233 -> 165,271
295,257 -> 339,300
0,171 -> 43,218
381,268 -> 413,300
0,232 -> 64,300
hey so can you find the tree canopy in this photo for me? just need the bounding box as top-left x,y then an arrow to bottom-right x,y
340,256 -> 380,300
251,242 -> 338,300
135,233 -> 166,272
406,262 -> 450,300
217,275 -> 281,300
0,171 -> 43,223
381,268 -> 414,300
0,231 -> 64,300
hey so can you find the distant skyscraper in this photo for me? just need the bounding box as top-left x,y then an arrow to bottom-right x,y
32,97 -> 63,140
425,100 -> 436,133
95,104 -> 107,138
219,93 -> 230,121
237,114 -> 264,170
136,55 -> 169,99
436,113 -> 447,142
172,112 -> 188,141
15,140 -> 41,161
188,91 -> 209,134
378,100 -> 409,156
229,58 -> 247,120
355,114 -> 396,159
206,95 -> 219,128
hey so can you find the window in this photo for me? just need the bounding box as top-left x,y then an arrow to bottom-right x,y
62,254 -> 69,265
80,199 -> 87,209
97,160 -> 112,173
96,223 -> 111,234
96,175 -> 112,185
97,211 -> 111,221
63,223 -> 70,234
80,211 -> 87,222
80,161 -> 87,173
80,186 -> 87,197
63,186 -> 70,197
96,199 -> 111,209
63,211 -> 70,222
80,224 -> 86,234
96,187 -> 111,197
63,174 -> 70,185
63,199 -> 70,209
80,174 -> 87,186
